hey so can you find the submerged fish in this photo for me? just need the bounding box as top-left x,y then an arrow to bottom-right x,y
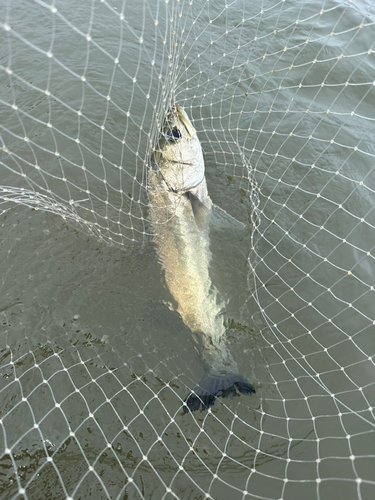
148,105 -> 255,412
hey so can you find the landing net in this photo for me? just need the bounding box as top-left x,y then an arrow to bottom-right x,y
0,1 -> 374,499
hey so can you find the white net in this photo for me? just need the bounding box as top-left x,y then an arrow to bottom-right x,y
1,0 -> 374,499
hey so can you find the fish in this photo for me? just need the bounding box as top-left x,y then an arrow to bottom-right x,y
147,104 -> 255,412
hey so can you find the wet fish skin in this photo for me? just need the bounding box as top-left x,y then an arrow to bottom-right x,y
148,105 -> 255,412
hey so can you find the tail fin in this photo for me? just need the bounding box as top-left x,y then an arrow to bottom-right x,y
183,372 -> 255,413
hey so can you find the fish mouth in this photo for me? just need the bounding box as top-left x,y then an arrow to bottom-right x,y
167,105 -> 196,138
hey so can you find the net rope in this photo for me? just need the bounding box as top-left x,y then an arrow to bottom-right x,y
0,0 -> 374,499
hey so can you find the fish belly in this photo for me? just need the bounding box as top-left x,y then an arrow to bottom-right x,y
148,174 -> 223,340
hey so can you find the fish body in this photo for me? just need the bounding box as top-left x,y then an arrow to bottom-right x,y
148,105 -> 255,412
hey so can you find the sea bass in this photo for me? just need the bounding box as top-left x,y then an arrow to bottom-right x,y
147,105 -> 255,412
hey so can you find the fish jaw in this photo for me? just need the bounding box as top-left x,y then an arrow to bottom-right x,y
173,105 -> 196,137
153,106 -> 205,193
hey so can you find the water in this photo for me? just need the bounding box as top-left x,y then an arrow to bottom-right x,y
1,0 -> 374,499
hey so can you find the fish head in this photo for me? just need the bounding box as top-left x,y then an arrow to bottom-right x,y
153,105 -> 205,193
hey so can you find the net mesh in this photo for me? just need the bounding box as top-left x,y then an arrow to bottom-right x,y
1,0 -> 374,499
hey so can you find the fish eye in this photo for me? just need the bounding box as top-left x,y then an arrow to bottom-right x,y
172,127 -> 181,139
165,126 -> 181,142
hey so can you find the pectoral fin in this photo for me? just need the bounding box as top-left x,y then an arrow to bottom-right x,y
187,191 -> 245,232
187,191 -> 211,230
210,204 -> 246,231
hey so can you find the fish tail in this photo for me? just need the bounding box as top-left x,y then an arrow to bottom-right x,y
183,371 -> 255,413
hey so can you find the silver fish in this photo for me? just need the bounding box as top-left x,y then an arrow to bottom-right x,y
148,105 -> 255,412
